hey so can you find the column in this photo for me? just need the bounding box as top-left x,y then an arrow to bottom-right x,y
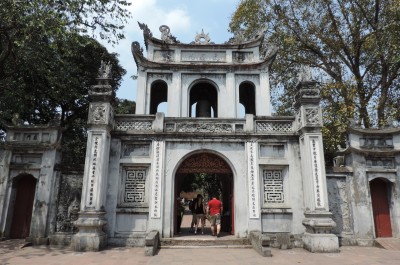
71,62 -> 114,251
295,79 -> 339,253
257,71 -> 271,116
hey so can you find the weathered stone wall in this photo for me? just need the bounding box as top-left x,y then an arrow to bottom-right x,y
55,173 -> 83,233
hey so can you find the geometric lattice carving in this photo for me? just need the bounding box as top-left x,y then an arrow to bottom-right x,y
263,170 -> 284,203
115,120 -> 152,131
256,122 -> 293,132
124,169 -> 146,204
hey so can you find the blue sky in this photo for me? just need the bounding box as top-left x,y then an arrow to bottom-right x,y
101,0 -> 240,101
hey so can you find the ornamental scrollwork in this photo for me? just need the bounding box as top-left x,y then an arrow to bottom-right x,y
89,103 -> 107,124
305,108 -> 320,125
177,123 -> 232,133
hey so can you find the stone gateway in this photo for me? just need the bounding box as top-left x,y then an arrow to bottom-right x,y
1,23 -> 398,254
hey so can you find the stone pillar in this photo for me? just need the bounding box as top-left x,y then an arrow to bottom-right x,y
295,79 -> 339,253
71,62 -> 114,251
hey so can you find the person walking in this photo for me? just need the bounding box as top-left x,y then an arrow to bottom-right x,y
207,194 -> 223,238
189,198 -> 197,233
194,194 -> 206,235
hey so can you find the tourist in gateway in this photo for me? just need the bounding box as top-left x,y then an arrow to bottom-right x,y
189,198 -> 197,233
207,195 -> 223,238
194,194 -> 206,235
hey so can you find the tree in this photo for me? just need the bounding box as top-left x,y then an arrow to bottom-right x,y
0,0 -> 131,165
230,0 -> 400,161
0,0 -> 131,69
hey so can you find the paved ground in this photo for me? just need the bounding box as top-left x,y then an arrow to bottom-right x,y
2,213 -> 400,265
1,239 -> 400,265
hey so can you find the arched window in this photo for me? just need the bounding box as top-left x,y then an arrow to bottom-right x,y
150,80 -> 168,114
239,82 -> 256,116
189,82 -> 218,118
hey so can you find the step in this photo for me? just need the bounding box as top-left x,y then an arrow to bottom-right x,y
161,236 -> 251,249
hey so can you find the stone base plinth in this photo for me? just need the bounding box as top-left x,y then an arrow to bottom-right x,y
71,232 -> 107,251
302,232 -> 339,253
70,211 -> 107,251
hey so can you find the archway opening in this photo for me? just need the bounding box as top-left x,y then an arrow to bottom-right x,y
189,82 -> 218,117
239,82 -> 256,115
370,178 -> 392,237
174,153 -> 234,236
9,174 -> 37,238
150,80 -> 168,114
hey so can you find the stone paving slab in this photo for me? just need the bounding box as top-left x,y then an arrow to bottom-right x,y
375,238 -> 400,250
1,240 -> 400,265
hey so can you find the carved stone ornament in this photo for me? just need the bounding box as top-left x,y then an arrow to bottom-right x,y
138,21 -> 153,39
131,41 -> 144,57
159,25 -> 180,44
98,60 -> 112,79
193,29 -> 213,45
177,123 -> 232,133
89,103 -> 107,124
305,108 -> 320,125
298,65 -> 313,82
177,153 -> 231,174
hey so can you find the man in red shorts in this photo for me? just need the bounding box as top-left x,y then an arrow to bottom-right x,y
207,195 -> 223,238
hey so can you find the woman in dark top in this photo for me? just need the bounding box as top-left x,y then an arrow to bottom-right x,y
194,194 -> 205,234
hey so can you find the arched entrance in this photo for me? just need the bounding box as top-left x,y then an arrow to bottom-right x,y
174,152 -> 234,236
10,174 -> 37,238
370,178 -> 392,237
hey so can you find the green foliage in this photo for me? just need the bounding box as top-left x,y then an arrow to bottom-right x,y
230,0 -> 400,160
115,99 -> 136,114
179,173 -> 222,201
0,0 -> 131,165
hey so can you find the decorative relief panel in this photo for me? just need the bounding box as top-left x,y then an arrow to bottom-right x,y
305,107 -> 320,125
89,103 -> 108,124
153,50 -> 175,62
12,153 -> 42,164
233,51 -> 254,63
327,177 -> 352,235
177,123 -> 232,133
263,170 -> 284,203
256,122 -> 293,132
247,141 -> 260,219
55,174 -> 83,233
122,143 -> 150,157
119,168 -> 147,207
360,137 -> 393,149
366,157 -> 394,168
181,51 -> 226,62
115,120 -> 152,131
23,133 -> 39,141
